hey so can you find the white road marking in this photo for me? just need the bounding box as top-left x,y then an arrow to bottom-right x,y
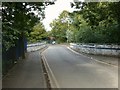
67,46 -> 118,68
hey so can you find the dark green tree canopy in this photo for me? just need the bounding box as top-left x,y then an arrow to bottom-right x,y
28,22 -> 47,43
50,10 -> 70,43
49,2 -> 120,44
69,2 -> 120,44
2,2 -> 54,51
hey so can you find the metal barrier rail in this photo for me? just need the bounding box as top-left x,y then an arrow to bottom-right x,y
70,43 -> 120,56
27,42 -> 46,52
27,42 -> 46,47
70,43 -> 120,50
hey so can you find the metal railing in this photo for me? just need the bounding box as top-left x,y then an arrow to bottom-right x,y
27,42 -> 46,52
70,43 -> 120,57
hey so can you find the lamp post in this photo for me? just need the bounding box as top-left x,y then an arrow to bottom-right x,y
66,17 -> 70,43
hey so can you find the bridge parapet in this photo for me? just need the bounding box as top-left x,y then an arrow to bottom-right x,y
27,42 -> 46,52
70,43 -> 120,57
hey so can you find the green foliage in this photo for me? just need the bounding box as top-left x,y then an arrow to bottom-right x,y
69,2 -> 120,44
28,22 -> 47,43
2,2 -> 54,51
50,10 -> 70,43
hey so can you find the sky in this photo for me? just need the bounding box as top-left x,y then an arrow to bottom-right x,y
42,0 -> 75,31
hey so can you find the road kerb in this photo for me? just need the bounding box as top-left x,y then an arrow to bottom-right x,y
67,46 -> 118,68
41,53 -> 60,88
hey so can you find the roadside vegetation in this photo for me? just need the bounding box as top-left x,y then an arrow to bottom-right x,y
49,2 -> 120,44
2,2 -> 54,75
28,22 -> 47,43
2,2 -> 54,52
2,1 -> 120,75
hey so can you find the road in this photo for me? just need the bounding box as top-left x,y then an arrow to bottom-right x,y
42,45 -> 118,88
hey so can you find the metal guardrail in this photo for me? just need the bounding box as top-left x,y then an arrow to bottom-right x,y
70,43 -> 120,56
70,43 -> 120,50
82,46 -> 120,50
27,42 -> 46,52
27,42 -> 46,47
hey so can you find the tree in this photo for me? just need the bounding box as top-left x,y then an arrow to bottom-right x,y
2,2 -> 54,58
50,10 -> 70,43
28,22 -> 47,43
70,2 -> 120,44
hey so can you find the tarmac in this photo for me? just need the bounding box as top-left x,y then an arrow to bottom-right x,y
2,44 -> 119,89
2,49 -> 47,88
62,43 -> 119,67
85,54 -> 119,66
69,47 -> 119,67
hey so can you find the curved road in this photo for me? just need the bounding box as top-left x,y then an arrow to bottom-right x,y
42,45 -> 118,88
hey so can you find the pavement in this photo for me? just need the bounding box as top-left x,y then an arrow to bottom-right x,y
2,49 -> 47,88
42,45 -> 118,88
2,44 -> 119,89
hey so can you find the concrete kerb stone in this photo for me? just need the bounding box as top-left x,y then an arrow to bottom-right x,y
41,48 -> 60,89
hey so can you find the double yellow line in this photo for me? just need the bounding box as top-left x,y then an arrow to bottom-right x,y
41,50 -> 60,88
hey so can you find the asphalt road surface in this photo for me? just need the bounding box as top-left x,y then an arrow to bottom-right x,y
42,45 -> 118,88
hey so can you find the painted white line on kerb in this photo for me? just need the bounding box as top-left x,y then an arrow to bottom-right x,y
41,53 -> 60,88
67,47 -> 118,68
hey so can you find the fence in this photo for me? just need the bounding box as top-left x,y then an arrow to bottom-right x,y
2,37 -> 27,75
2,40 -> 47,75
70,43 -> 120,57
